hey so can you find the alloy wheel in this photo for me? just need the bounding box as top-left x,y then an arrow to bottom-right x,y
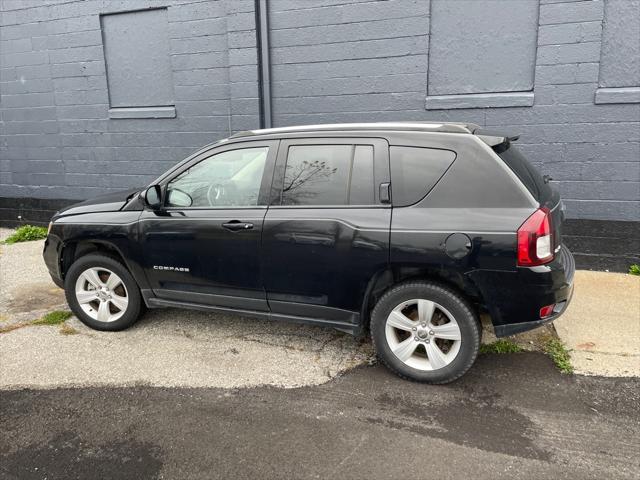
74,267 -> 129,323
384,299 -> 462,371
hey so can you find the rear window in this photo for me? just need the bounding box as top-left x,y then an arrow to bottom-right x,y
390,146 -> 456,207
495,143 -> 552,201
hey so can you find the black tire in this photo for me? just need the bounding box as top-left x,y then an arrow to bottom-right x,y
370,281 -> 480,384
64,253 -> 143,331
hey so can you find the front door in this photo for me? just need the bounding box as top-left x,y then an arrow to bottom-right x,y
139,140 -> 278,311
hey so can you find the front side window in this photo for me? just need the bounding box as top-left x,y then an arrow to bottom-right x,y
166,147 -> 268,208
281,144 -> 375,206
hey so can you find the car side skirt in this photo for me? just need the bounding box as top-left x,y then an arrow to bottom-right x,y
142,290 -> 362,335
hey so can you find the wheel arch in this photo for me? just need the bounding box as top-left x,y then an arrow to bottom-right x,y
360,265 -> 485,330
61,240 -> 130,279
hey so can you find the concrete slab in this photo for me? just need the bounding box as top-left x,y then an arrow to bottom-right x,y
0,311 -> 374,389
554,270 -> 640,377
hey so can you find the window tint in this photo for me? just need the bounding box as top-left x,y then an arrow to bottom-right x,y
281,144 -> 375,206
167,147 -> 268,207
390,146 -> 456,207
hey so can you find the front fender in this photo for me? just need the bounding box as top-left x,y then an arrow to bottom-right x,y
51,211 -> 148,289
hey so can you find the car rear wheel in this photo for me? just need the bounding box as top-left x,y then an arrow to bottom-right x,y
65,253 -> 143,331
370,281 -> 480,384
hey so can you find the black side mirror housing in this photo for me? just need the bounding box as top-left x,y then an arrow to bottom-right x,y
144,185 -> 163,210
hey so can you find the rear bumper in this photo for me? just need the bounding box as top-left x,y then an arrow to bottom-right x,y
468,245 -> 575,337
492,281 -> 574,336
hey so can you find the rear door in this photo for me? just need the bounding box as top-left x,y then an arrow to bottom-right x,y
262,137 -> 391,324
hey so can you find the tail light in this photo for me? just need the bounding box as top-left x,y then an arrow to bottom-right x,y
517,207 -> 554,266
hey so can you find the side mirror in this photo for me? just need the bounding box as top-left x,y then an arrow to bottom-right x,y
144,185 -> 163,210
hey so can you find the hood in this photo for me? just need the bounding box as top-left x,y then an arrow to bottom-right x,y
55,188 -> 141,218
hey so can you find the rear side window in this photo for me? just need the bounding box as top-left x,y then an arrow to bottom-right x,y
390,146 -> 456,207
281,144 -> 375,206
495,143 -> 552,202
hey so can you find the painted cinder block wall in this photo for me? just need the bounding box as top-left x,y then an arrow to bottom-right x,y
1,0 -> 639,267
0,0 -> 261,200
266,0 -> 639,221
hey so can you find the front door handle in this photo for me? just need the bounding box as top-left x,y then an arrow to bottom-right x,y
222,221 -> 254,231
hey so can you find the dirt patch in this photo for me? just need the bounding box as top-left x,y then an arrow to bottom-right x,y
6,282 -> 66,314
59,323 -> 79,335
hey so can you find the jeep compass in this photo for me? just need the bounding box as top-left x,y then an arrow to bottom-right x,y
43,122 -> 575,383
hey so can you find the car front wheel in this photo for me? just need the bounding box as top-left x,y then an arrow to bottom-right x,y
370,281 -> 480,384
64,253 -> 143,331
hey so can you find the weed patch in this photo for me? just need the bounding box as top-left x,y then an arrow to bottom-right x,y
0,311 -> 74,334
480,339 -> 523,354
60,323 -> 79,335
544,338 -> 573,374
32,310 -> 72,326
2,225 -> 48,244
629,264 -> 640,276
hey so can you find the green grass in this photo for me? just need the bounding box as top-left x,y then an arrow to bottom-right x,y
480,339 -> 523,354
629,264 -> 640,276
32,310 -> 72,326
0,310 -> 74,334
3,225 -> 48,244
544,338 -> 574,374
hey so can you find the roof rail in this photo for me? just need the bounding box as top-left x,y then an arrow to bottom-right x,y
230,122 -> 481,139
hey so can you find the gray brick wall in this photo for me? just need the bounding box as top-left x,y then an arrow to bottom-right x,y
1,0 -> 639,222
1,0 -> 260,202
267,0 -> 639,221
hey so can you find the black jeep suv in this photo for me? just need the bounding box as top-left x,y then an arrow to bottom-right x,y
44,122 -> 574,383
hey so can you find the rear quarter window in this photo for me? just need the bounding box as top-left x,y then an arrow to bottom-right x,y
390,146 -> 456,207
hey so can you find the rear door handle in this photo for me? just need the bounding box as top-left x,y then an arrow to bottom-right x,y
222,221 -> 254,231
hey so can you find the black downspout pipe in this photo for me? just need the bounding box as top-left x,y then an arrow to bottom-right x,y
255,0 -> 272,129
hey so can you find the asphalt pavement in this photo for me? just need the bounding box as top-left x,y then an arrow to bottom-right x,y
2,353 -> 638,480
